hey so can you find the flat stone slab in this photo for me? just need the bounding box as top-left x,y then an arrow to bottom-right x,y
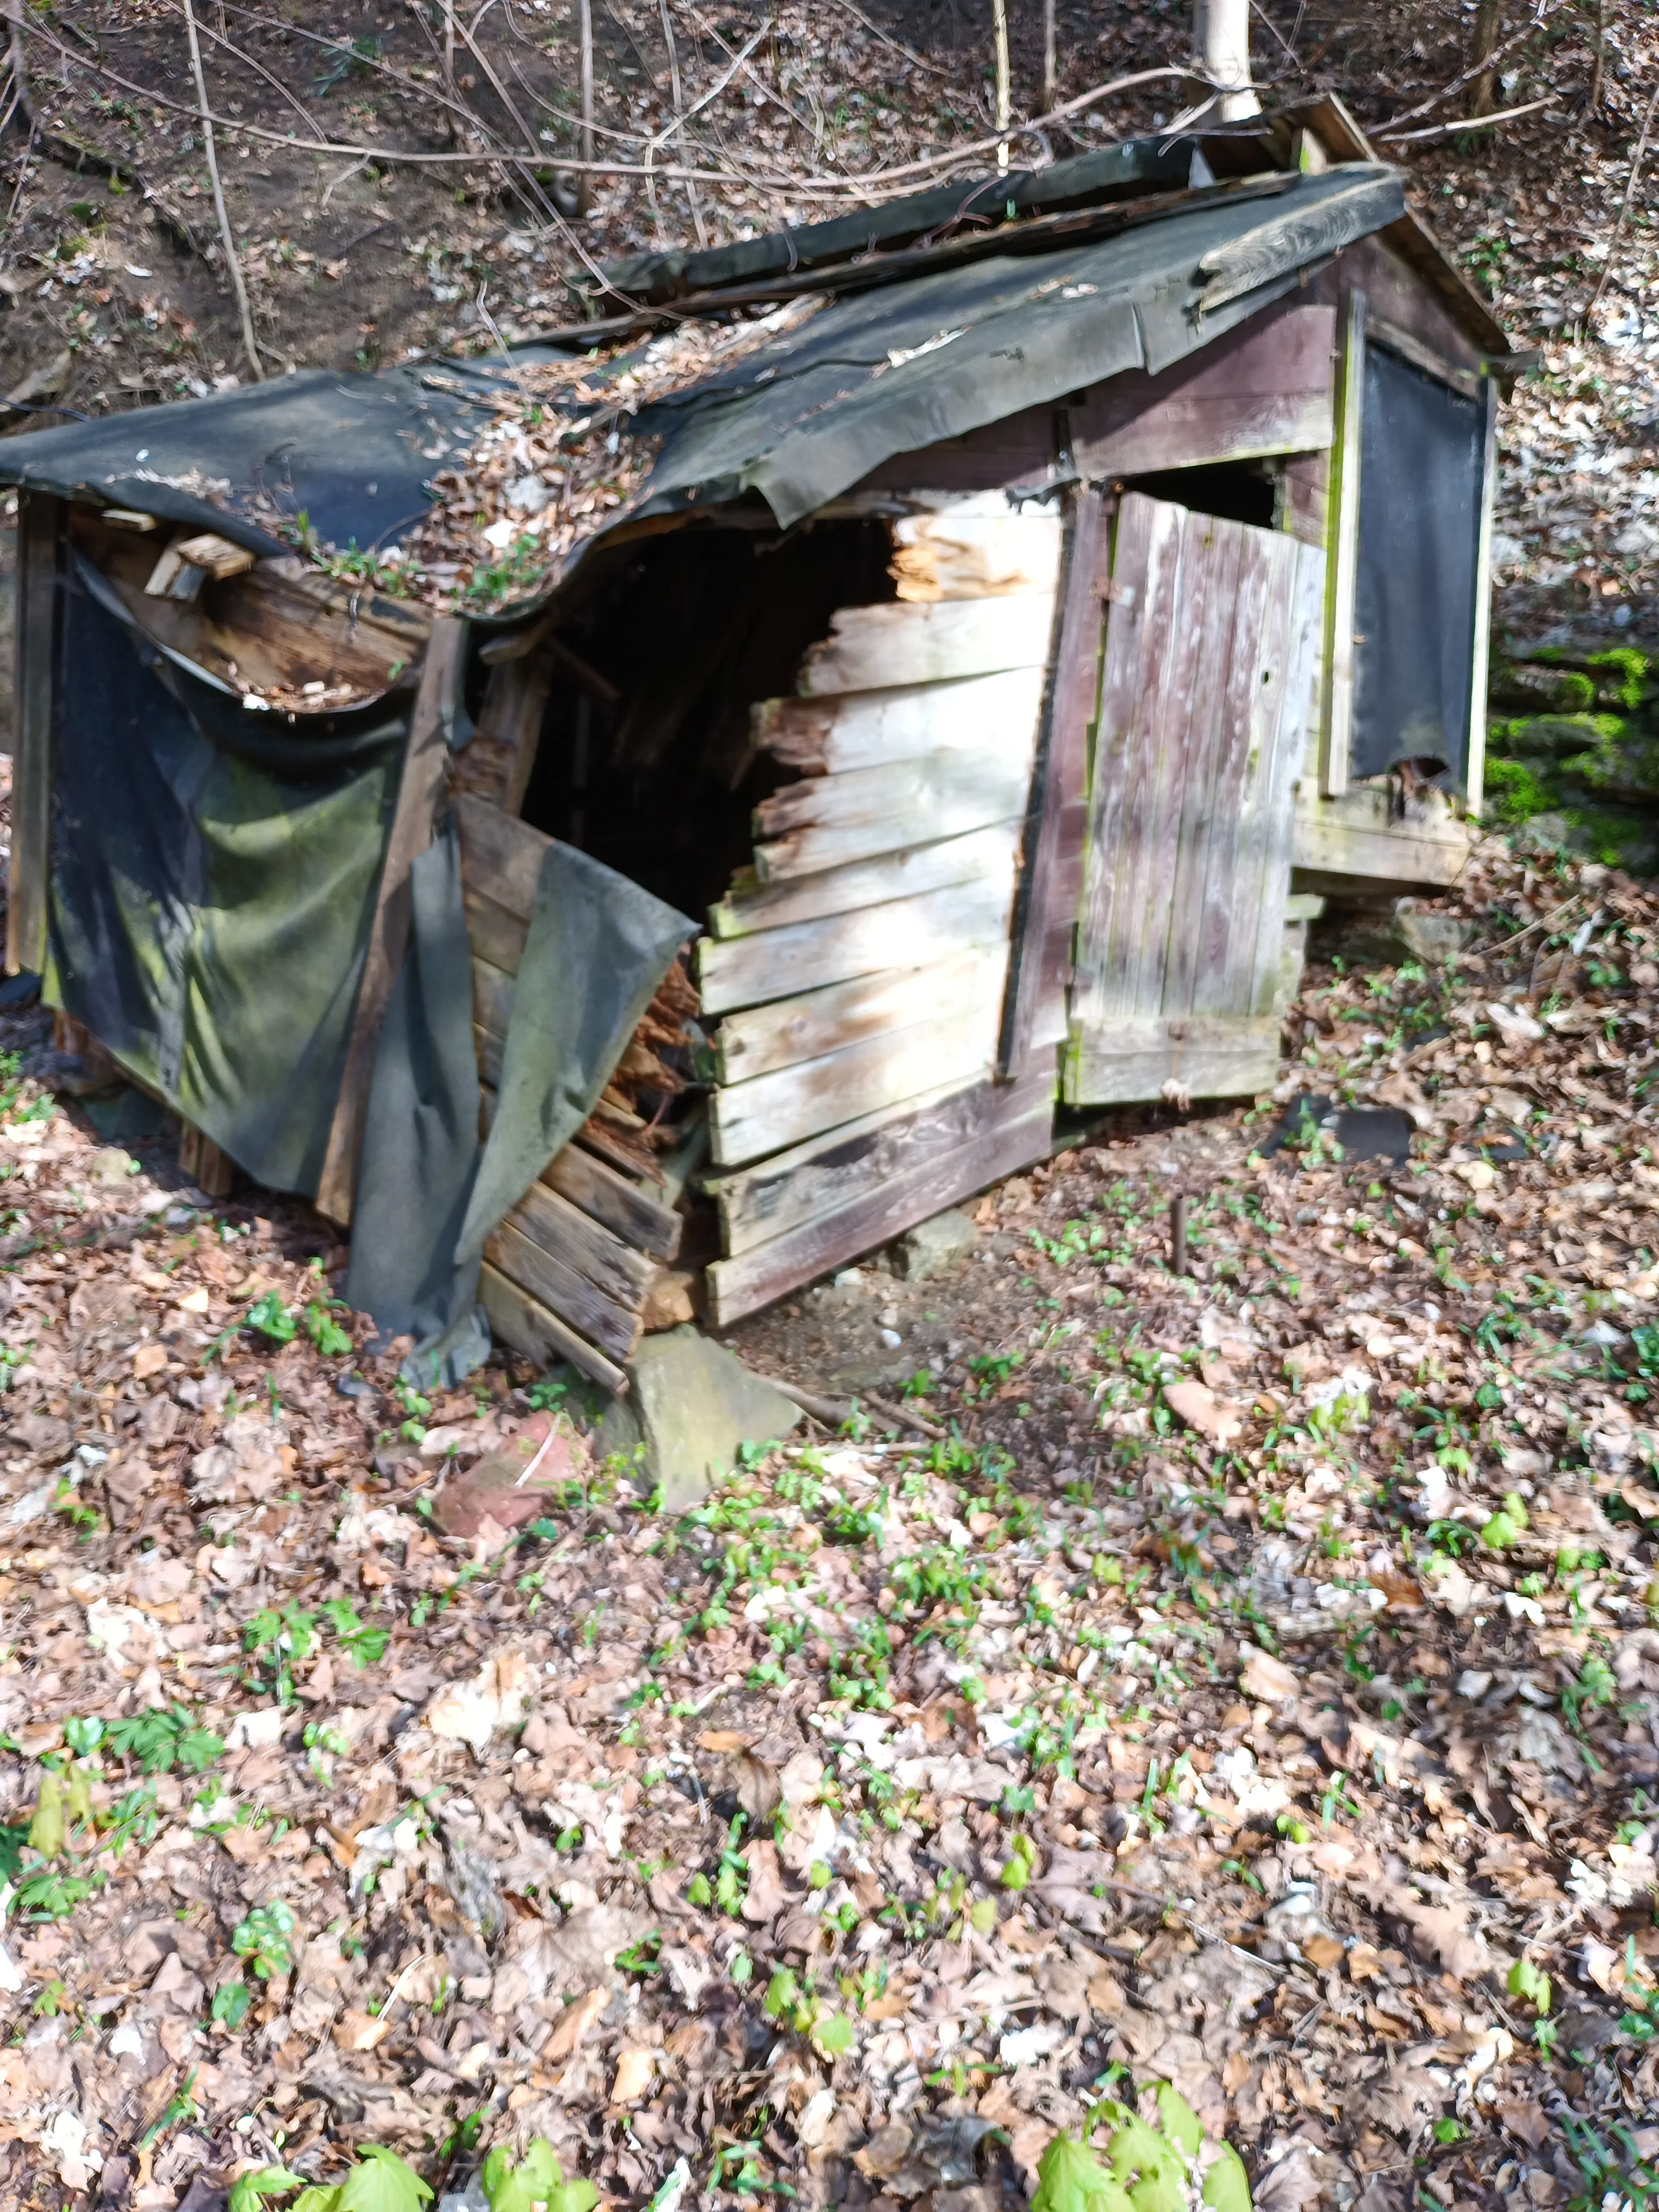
893,1206 -> 976,1281
597,1327 -> 803,1511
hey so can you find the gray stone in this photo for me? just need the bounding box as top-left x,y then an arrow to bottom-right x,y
596,1326 -> 803,1511
1392,904 -> 1472,966
893,1207 -> 977,1281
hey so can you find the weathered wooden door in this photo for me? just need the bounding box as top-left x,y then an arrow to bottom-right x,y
1064,491 -> 1323,1105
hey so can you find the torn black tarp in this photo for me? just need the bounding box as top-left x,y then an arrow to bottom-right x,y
346,831 -> 692,1387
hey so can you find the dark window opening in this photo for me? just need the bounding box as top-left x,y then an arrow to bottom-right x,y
1115,461 -> 1278,531
516,516 -> 896,924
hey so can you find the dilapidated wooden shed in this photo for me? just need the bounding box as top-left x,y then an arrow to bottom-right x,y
0,96 -> 1523,1388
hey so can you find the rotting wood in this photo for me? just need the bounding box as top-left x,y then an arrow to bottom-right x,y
315,616 -> 466,1225
451,647 -> 553,811
178,1118 -> 235,1199
714,946 -> 1001,1085
708,1068 -> 1054,1258
799,592 -> 1055,695
888,505 -> 1063,602
173,531 -> 258,581
710,822 -> 1021,942
1319,289 -> 1366,800
697,873 -> 1018,1017
709,1000 -> 1002,1168
754,667 -> 1046,777
454,789 -> 545,921
1293,779 -> 1470,890
483,1216 -> 641,1363
999,485 -> 1103,1079
1066,1014 -> 1282,1104
707,1090 -> 1054,1326
505,1176 -> 653,1308
479,1260 -> 628,1395
479,1081 -> 682,1259
8,490 -> 63,977
753,748 -> 1034,882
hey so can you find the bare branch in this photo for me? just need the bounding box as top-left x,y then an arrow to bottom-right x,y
181,0 -> 262,380
1377,92 -> 1555,142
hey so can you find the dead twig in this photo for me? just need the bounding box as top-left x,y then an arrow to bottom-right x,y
1378,92 -> 1556,143
749,1367 -> 945,1441
181,0 -> 263,380
1589,79 -> 1659,318
656,0 -> 708,245
1372,0 -> 1560,133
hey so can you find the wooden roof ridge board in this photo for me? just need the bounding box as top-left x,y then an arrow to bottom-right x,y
597,134 -> 1204,308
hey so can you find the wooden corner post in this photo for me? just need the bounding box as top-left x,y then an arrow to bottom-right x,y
8,491 -> 66,978
315,615 -> 467,1225
1318,289 -> 1366,800
1465,375 -> 1500,822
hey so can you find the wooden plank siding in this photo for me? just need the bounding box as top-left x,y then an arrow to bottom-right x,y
8,493 -> 65,979
1066,492 -> 1324,1107
699,492 -> 1064,1322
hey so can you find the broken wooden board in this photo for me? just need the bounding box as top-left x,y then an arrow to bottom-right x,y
709,999 -> 1002,1168
709,822 -> 1021,942
72,508 -> 429,710
1065,1014 -> 1281,1106
455,790 -> 546,921
452,648 -> 553,811
706,1079 -> 1054,1325
755,667 -> 1046,777
708,1068 -> 1052,1259
480,1261 -> 627,1395
799,593 -> 1056,695
697,873 -> 1017,1017
714,946 -> 1002,1086
1293,778 -> 1471,890
889,503 -> 1064,602
506,1176 -> 653,1310
483,1217 -> 641,1364
753,746 -> 1034,881
479,1082 -> 683,1260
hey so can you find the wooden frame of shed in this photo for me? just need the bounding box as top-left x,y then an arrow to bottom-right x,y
1,97 -> 1523,1385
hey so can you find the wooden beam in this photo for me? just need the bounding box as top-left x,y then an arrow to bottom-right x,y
1465,378 -> 1498,819
454,648 -> 553,812
1064,1014 -> 1281,1107
706,1088 -> 1053,1326
998,485 -> 1104,1078
454,789 -> 546,921
479,1261 -> 627,1394
800,593 -> 1055,695
7,492 -> 64,978
1318,289 -> 1366,801
314,615 -> 464,1225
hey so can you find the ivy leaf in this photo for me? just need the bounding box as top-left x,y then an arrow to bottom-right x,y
334,2147 -> 433,2212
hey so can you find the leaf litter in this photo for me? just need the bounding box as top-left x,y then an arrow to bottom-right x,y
7,822 -> 1659,2212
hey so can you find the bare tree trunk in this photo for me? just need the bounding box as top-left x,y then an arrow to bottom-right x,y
991,0 -> 1011,169
1194,0 -> 1258,121
1471,0 -> 1502,115
181,0 -> 262,380
1042,0 -> 1056,111
576,0 -> 593,216
1589,0 -> 1606,114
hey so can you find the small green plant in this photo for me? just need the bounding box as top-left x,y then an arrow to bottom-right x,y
212,1980 -> 253,2031
246,1291 -> 298,1343
1507,1958 -> 1552,2015
323,1599 -> 390,1669
232,1901 -> 296,1981
1479,1491 -> 1530,1549
305,1300 -> 353,1356
230,2145 -> 432,2212
107,1704 -> 225,1775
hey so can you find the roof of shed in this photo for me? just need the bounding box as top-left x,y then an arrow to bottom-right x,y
0,154 -> 1486,595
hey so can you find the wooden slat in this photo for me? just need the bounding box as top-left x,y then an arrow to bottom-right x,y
505,1178 -> 653,1308
479,1262 -> 627,1395
478,1081 -> 682,1259
7,492 -> 63,977
889,508 -> 1064,602
709,1001 -> 1001,1168
800,593 -> 1055,696
315,615 -> 466,1224
756,667 -> 1046,777
706,1093 -> 1054,1326
1241,542 -> 1324,1008
709,823 -> 1020,941
454,649 -> 553,811
697,874 -> 1017,1017
454,789 -> 547,921
715,947 -> 1001,1085
710,1069 -> 1052,1259
483,1217 -> 642,1362
998,486 -> 1104,1080
464,883 -> 530,975
1066,1016 -> 1281,1107
473,953 -> 515,1044
1293,782 -> 1470,890
1071,305 -> 1336,479
755,752 -> 1032,882
1319,289 -> 1366,799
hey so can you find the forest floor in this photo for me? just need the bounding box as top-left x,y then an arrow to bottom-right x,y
7,819 -> 1659,2212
